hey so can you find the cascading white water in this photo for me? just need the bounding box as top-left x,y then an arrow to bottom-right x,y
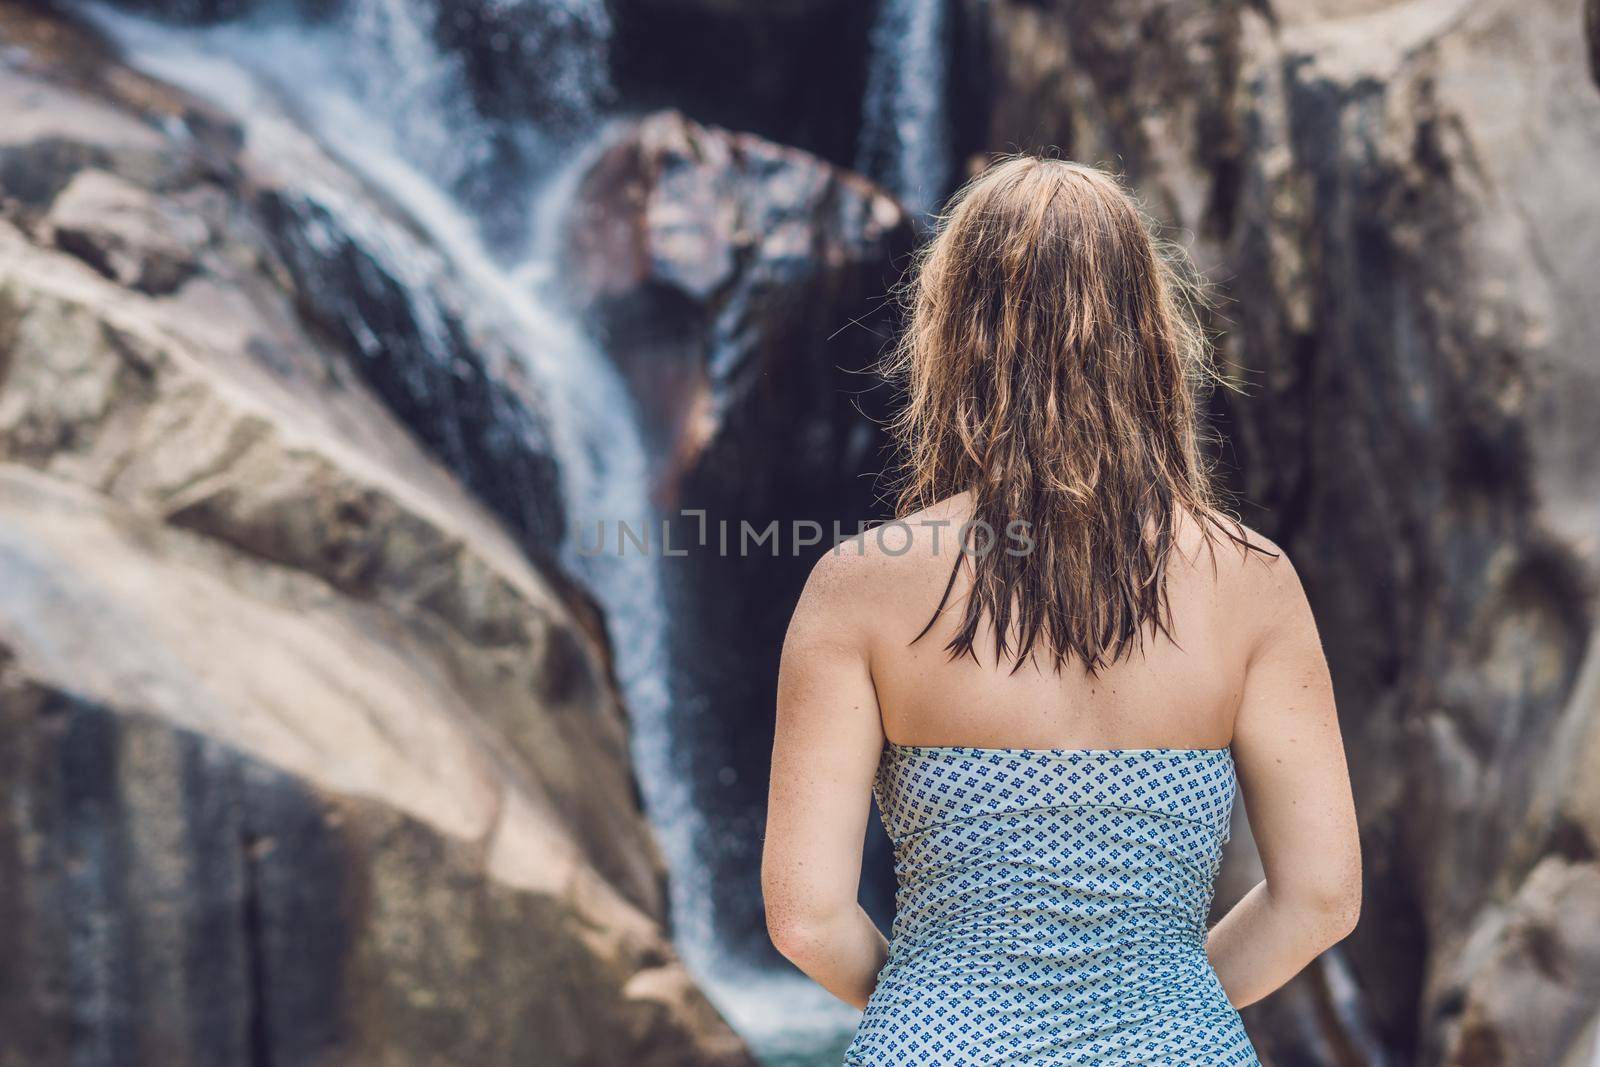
87,3 -> 860,1062
856,0 -> 952,221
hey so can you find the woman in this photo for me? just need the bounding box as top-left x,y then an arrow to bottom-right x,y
761,157 -> 1362,1064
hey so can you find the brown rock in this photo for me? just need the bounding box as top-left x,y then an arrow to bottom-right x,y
564,110 -> 912,507
0,11 -> 753,1066
563,110 -> 914,950
0,646 -> 748,1067
1435,858 -> 1600,1066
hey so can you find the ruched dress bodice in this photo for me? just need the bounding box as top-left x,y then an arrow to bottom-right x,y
843,745 -> 1260,1066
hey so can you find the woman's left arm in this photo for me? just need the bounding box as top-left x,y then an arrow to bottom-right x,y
761,550 -> 888,1009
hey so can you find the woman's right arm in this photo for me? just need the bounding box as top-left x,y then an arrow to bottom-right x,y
1206,547 -> 1363,1009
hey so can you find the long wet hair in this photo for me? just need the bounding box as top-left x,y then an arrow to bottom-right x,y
884,156 -> 1257,674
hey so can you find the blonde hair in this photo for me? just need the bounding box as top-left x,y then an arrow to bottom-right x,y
884,156 -> 1255,673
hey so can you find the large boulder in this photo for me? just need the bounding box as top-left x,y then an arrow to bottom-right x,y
0,6 -> 751,1065
564,110 -> 912,511
959,0 -> 1600,1063
563,110 -> 914,953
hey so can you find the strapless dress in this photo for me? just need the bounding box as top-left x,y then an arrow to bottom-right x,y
843,744 -> 1260,1065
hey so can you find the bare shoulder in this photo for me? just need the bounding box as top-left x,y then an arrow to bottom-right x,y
1178,512 -> 1318,655
1168,508 -> 1293,604
786,527 -> 897,646
791,495 -> 973,639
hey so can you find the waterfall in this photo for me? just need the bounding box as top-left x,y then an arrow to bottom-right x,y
86,3 -> 857,1062
856,0 -> 953,221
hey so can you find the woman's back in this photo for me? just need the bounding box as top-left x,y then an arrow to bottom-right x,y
826,497 -> 1268,1064
859,495 -> 1257,754
760,156 -> 1360,1067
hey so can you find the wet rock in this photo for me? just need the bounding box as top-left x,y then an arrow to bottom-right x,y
0,659 -> 753,1067
565,109 -> 912,510
0,10 -> 753,1066
962,0 -> 1600,1061
563,109 -> 914,952
255,189 -> 569,563
0,671 -> 347,1067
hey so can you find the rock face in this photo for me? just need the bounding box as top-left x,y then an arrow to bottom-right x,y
564,110 -> 913,512
563,110 -> 915,951
0,6 -> 751,1065
958,0 -> 1600,1063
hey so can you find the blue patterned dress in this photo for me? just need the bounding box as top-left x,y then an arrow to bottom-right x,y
843,745 -> 1260,1066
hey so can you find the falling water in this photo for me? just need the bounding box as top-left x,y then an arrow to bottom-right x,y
86,2 -> 855,1062
856,0 -> 952,220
